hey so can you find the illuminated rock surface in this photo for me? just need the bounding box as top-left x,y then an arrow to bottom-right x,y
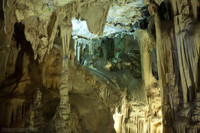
0,0 -> 199,133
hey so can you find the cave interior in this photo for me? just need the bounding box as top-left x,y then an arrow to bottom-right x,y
0,0 -> 200,133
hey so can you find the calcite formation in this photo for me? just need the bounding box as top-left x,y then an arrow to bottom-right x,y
149,0 -> 200,132
0,0 -> 199,133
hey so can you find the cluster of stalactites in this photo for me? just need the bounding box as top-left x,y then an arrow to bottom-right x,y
1,0 -> 112,62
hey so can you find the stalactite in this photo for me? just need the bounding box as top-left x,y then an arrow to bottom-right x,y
47,12 -> 60,54
60,21 -> 72,69
0,99 -> 25,127
77,43 -> 81,62
74,39 -> 77,58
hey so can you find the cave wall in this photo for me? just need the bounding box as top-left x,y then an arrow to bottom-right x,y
149,0 -> 200,132
0,32 -> 62,130
0,0 -> 114,132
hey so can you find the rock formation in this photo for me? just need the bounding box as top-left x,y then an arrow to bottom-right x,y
148,0 -> 200,132
0,0 -> 199,133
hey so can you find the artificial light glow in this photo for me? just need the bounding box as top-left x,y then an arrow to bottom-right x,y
151,120 -> 162,133
113,108 -> 122,133
72,18 -> 98,39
